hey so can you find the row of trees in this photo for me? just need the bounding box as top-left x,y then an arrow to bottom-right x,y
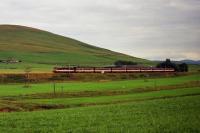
114,59 -> 188,72
114,60 -> 137,67
157,59 -> 188,72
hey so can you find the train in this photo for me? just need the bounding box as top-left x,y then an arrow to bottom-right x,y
53,66 -> 175,73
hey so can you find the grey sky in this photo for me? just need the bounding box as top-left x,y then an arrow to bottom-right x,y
0,0 -> 200,60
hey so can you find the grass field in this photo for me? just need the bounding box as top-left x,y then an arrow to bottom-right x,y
0,74 -> 199,96
22,87 -> 200,105
0,95 -> 200,133
0,73 -> 199,132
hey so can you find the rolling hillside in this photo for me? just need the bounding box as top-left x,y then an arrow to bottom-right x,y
0,25 -> 150,72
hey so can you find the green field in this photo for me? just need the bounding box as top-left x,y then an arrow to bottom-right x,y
0,74 -> 199,96
22,87 -> 200,106
0,93 -> 200,133
0,73 -> 199,132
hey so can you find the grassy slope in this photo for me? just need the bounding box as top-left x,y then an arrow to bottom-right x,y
189,64 -> 200,72
0,25 -> 150,72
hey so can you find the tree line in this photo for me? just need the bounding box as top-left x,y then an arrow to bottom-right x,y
114,60 -> 137,67
114,59 -> 188,72
156,59 -> 188,72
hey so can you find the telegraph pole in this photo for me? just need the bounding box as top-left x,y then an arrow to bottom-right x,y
154,80 -> 157,90
61,86 -> 64,96
53,82 -> 56,95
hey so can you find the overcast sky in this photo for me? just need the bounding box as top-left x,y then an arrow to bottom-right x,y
0,0 -> 200,60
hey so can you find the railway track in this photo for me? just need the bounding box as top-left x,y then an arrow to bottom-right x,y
53,67 -> 175,73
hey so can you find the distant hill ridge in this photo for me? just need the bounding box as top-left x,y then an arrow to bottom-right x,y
179,60 -> 200,65
0,24 -> 149,66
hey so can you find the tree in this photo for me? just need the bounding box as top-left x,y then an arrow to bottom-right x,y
24,66 -> 32,88
178,63 -> 188,72
156,59 -> 189,72
156,59 -> 179,71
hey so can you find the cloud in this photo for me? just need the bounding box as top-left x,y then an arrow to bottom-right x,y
0,0 -> 199,60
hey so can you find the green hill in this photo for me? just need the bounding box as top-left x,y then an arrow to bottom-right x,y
0,25 -> 150,73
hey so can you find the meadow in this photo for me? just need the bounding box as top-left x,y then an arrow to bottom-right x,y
0,74 -> 199,96
0,73 -> 199,132
0,95 -> 199,133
